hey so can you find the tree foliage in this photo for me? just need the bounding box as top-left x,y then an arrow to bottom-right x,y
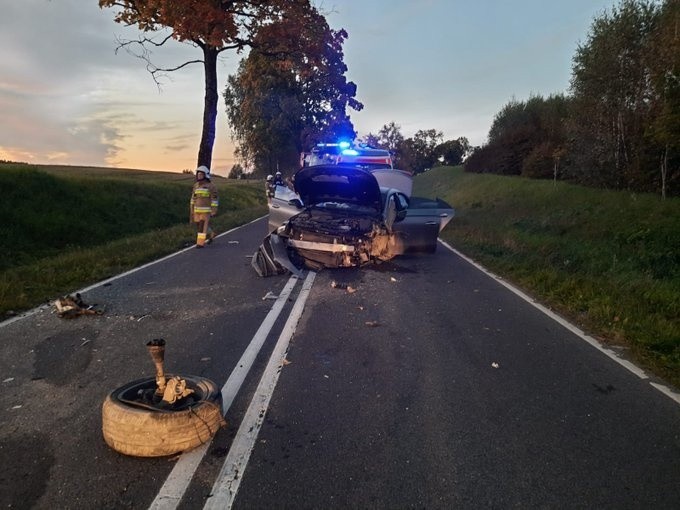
377,122 -> 406,157
647,0 -> 680,198
466,94 -> 570,178
569,0 -> 659,190
362,123 -> 466,174
397,129 -> 444,174
435,137 -> 471,166
227,163 -> 245,179
99,0 -> 308,171
465,0 -> 680,197
223,4 -> 362,177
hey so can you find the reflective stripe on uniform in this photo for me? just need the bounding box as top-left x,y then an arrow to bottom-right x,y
194,206 -> 212,213
194,187 -> 211,197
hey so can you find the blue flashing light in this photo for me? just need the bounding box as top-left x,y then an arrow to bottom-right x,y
342,149 -> 359,156
338,141 -> 351,149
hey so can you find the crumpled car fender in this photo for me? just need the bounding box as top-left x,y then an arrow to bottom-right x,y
251,234 -> 303,277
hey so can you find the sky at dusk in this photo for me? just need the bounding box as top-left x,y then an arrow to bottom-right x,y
0,0 -> 617,175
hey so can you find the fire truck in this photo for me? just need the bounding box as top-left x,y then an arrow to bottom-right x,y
300,141 -> 412,197
301,142 -> 393,170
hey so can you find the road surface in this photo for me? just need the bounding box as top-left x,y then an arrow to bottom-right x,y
1,217 -> 678,509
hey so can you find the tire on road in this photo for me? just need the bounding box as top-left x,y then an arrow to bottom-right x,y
102,375 -> 224,457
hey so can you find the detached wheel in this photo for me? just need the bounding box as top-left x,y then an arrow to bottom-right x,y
102,375 -> 224,457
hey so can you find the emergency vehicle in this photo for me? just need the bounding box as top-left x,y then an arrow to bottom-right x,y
301,142 -> 393,170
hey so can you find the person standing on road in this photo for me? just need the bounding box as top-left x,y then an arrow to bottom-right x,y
189,165 -> 219,248
265,174 -> 275,203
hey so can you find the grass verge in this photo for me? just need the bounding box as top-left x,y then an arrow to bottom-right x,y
414,166 -> 680,388
0,162 -> 267,316
0,207 -> 266,316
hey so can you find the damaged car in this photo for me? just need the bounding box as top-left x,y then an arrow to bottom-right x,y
251,164 -> 454,276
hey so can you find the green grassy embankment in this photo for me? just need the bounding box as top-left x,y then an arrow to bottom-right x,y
0,163 -> 267,315
414,166 -> 680,388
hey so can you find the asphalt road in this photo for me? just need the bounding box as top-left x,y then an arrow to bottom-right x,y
1,217 -> 678,509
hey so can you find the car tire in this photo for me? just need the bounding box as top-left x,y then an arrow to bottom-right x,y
102,375 -> 224,457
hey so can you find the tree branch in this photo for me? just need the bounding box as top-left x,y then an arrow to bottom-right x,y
114,34 -> 204,90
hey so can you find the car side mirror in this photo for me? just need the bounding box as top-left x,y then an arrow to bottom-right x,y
288,198 -> 304,209
393,193 -> 408,222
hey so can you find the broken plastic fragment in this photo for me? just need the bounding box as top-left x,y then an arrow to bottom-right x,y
3,377 -> 14,383
262,291 -> 278,300
491,362 -> 499,368
390,277 -> 397,282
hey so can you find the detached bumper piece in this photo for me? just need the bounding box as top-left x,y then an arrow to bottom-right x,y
251,234 -> 303,277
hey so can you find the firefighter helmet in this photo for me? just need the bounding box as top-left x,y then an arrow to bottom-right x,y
196,165 -> 211,179
266,174 -> 273,181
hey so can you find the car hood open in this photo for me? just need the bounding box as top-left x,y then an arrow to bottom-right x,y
293,164 -> 382,211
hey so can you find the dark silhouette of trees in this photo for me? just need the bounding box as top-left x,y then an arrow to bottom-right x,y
466,94 -> 570,178
227,163 -> 245,179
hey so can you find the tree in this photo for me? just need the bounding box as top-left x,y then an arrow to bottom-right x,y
646,0 -> 680,198
223,4 -> 362,176
99,0 -> 306,170
228,163 -> 245,179
377,122 -> 405,157
465,94 -> 570,178
569,0 -> 660,189
435,137 -> 470,166
359,132 -> 381,148
224,54 -> 304,175
398,129 -> 443,174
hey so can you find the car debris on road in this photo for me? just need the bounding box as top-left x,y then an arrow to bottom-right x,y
53,293 -> 103,318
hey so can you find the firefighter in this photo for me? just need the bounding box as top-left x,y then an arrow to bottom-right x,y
273,171 -> 284,186
189,165 -> 219,248
265,174 -> 275,203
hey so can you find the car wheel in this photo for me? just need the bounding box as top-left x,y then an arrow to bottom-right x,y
102,375 -> 224,457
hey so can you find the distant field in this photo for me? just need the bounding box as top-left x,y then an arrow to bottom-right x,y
0,163 -> 267,314
414,166 -> 680,388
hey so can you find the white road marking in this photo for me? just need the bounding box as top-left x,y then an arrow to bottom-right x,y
439,240 -> 680,406
0,216 -> 266,329
203,271 -> 317,510
649,382 -> 680,404
148,273 -> 301,510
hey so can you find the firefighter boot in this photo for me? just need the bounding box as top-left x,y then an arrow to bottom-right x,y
196,232 -> 207,248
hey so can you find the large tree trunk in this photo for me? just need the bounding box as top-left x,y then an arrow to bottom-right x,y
198,46 -> 219,169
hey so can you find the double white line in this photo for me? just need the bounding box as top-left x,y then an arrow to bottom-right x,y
149,271 -> 316,510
